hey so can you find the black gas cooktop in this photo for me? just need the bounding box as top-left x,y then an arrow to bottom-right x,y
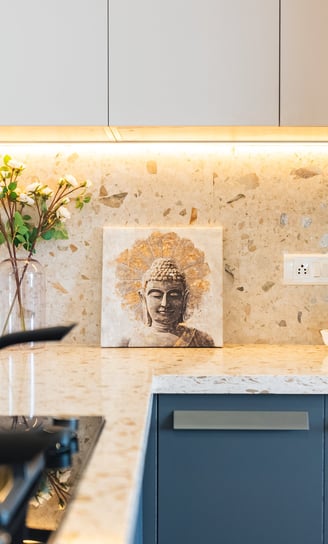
0,415 -> 105,544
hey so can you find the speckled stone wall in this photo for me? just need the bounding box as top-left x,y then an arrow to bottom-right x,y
1,142 -> 328,345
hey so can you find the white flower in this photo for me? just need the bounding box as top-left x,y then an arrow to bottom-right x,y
26,183 -> 53,198
40,186 -> 53,197
82,179 -> 92,188
59,174 -> 78,188
56,205 -> 71,222
25,182 -> 41,194
7,159 -> 26,170
18,193 -> 35,206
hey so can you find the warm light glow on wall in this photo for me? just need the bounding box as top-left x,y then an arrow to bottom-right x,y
2,141 -> 328,159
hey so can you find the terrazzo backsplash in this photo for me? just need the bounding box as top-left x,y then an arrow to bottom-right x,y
1,142 -> 328,346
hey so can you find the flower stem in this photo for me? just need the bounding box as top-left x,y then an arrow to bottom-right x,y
1,257 -> 29,335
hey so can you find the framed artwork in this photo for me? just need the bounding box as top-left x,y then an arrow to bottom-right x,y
101,226 -> 223,347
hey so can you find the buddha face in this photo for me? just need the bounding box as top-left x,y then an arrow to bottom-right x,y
142,279 -> 188,329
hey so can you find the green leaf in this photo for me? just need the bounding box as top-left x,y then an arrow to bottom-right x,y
54,229 -> 69,240
40,200 -> 48,213
27,227 -> 39,245
0,232 -> 5,245
3,155 -> 11,165
42,225 -> 68,241
41,230 -> 54,240
15,233 -> 28,244
13,211 -> 24,226
17,225 -> 29,235
22,215 -> 32,221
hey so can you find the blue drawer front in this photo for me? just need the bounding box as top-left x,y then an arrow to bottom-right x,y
158,394 -> 324,544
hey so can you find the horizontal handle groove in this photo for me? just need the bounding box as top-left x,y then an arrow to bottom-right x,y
173,410 -> 309,431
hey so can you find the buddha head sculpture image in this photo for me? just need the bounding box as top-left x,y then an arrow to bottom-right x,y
101,228 -> 223,348
120,252 -> 214,348
139,257 -> 189,330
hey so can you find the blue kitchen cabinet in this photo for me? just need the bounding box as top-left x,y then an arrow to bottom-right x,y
154,394 -> 324,544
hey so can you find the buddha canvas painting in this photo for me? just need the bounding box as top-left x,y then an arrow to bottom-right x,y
101,227 -> 223,347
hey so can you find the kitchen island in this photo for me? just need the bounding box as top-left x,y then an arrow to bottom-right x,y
1,344 -> 328,544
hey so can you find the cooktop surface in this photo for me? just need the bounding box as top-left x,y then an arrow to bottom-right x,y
0,415 -> 105,544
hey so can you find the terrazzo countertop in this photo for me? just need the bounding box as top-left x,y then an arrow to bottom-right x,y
2,343 -> 328,543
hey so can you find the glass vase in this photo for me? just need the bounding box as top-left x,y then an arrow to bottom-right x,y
0,257 -> 46,337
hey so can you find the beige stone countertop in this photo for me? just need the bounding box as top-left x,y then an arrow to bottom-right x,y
2,343 -> 328,543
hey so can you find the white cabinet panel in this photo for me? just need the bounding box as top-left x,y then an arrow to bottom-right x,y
109,0 -> 279,126
0,0 -> 108,126
281,0 -> 328,126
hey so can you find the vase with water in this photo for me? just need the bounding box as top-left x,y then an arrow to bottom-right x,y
0,257 -> 46,337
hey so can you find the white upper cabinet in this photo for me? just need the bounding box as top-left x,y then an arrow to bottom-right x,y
0,0 -> 108,126
280,0 -> 328,126
5,1 -> 326,131
108,0 -> 279,126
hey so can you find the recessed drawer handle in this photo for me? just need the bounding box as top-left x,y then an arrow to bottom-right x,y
173,410 -> 309,431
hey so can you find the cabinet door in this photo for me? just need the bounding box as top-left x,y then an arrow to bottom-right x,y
280,0 -> 328,125
0,0 -> 108,125
109,0 -> 279,126
158,394 -> 324,544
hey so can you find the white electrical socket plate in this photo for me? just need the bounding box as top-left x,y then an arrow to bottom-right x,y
283,253 -> 328,284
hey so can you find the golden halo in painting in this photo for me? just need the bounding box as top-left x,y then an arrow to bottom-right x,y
114,231 -> 210,320
101,226 -> 223,347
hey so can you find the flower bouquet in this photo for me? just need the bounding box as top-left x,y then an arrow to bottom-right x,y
0,155 -> 92,336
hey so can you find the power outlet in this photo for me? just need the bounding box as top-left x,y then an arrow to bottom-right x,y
296,263 -> 309,277
284,253 -> 328,284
